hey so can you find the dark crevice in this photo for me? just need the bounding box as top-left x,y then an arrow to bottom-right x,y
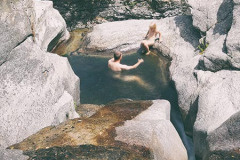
184,96 -> 199,136
0,59 -> 7,67
48,32 -> 64,52
0,34 -> 33,66
13,34 -> 33,50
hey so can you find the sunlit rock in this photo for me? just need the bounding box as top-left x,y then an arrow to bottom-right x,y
0,0 -> 79,152
33,0 -> 70,51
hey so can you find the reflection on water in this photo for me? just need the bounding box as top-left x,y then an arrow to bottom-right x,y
112,73 -> 153,90
67,50 -> 170,104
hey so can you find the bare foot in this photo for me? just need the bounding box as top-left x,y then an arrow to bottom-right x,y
146,51 -> 151,55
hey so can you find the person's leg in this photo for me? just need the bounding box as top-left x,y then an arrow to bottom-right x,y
141,40 -> 150,54
145,40 -> 155,55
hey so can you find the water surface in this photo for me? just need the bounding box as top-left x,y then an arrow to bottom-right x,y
68,51 -> 170,104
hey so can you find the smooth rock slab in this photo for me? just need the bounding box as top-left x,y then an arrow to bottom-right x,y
115,100 -> 188,160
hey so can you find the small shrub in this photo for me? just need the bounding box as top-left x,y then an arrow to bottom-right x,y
124,0 -> 137,9
198,37 -> 209,55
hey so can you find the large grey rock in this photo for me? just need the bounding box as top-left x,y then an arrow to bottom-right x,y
0,0 -> 33,65
0,149 -> 28,160
199,35 -> 231,71
33,0 -> 70,51
226,1 -> 240,69
115,100 -> 188,160
188,0 -> 233,33
83,19 -> 153,54
83,16 -> 200,55
0,0 -> 80,152
193,70 -> 240,159
0,38 -> 79,149
207,111 -> 240,159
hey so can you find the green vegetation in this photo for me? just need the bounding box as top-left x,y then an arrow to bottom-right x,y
124,0 -> 138,9
198,37 -> 209,55
74,101 -> 78,110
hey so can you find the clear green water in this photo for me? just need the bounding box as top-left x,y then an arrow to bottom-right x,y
67,51 -> 170,104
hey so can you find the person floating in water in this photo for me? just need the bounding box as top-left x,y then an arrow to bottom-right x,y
141,22 -> 162,55
108,51 -> 144,71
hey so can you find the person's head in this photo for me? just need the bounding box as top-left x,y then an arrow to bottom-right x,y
114,51 -> 122,61
149,22 -> 157,32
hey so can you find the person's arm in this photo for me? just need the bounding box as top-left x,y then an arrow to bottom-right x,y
157,30 -> 162,41
145,30 -> 149,39
120,59 -> 144,70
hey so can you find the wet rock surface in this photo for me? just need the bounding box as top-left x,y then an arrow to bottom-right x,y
10,99 -> 187,160
10,100 -> 153,154
23,145 -> 150,160
51,28 -> 88,55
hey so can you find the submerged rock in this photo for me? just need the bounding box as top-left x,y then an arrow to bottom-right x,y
10,99 -> 187,160
24,145 -> 149,160
0,0 -> 79,152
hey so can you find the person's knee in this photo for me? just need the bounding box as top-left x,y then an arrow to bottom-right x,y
142,41 -> 148,46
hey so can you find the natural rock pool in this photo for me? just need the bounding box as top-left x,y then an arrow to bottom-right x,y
67,51 -> 169,104
67,50 -> 195,159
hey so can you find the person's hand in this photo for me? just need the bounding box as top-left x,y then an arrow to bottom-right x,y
138,58 -> 144,63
